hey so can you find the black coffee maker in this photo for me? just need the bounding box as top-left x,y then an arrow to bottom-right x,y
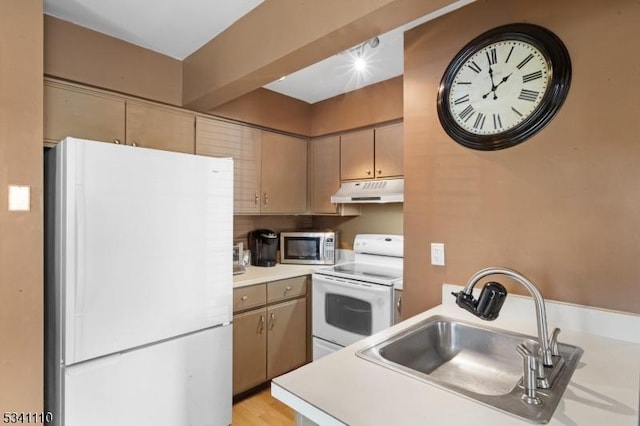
248,229 -> 278,267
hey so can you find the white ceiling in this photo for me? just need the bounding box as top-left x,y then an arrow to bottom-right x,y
43,0 -> 475,104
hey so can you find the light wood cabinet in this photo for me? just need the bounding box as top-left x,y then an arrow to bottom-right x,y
309,136 -> 340,214
266,298 -> 307,379
340,122 -> 403,180
197,118 -> 307,214
374,122 -> 403,178
44,82 -> 125,146
340,128 -> 375,181
44,80 -> 196,154
232,308 -> 267,394
126,102 -> 195,154
232,276 -> 309,396
261,131 -> 307,214
195,117 -> 261,214
309,136 -> 361,216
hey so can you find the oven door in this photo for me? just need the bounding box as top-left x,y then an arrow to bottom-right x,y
312,273 -> 393,348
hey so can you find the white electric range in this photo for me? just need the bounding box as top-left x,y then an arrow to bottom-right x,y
312,234 -> 403,360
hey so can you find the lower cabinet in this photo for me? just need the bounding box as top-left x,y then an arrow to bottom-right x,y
232,276 -> 309,396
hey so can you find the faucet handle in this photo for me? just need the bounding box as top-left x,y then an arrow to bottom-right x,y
549,327 -> 561,357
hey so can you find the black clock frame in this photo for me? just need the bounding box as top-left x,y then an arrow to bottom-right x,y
437,23 -> 572,151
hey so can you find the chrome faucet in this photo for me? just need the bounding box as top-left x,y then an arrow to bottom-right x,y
453,267 -> 563,396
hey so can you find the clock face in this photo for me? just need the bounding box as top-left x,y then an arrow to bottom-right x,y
448,40 -> 550,135
437,23 -> 572,151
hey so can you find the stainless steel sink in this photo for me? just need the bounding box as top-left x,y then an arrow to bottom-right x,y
356,315 -> 583,423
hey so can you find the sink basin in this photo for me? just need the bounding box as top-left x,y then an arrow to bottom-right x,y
356,315 -> 583,423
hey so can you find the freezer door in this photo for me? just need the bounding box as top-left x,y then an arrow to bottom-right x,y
61,325 -> 232,426
56,138 -> 233,364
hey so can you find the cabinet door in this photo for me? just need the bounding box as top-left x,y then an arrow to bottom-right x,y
309,136 -> 340,214
44,83 -> 125,146
196,117 -> 261,213
340,128 -> 374,180
232,308 -> 267,395
267,298 -> 307,379
126,102 -> 195,154
374,123 -> 403,178
238,126 -> 262,214
261,132 -> 307,214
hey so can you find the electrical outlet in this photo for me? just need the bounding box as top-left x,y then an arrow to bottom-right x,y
431,243 -> 445,266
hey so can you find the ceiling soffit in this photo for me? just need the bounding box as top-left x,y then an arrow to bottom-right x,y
182,0 -> 458,111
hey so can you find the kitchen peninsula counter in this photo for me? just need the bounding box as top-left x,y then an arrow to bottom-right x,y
272,285 -> 640,426
232,263 -> 316,288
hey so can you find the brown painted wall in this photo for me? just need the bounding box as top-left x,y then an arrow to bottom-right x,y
44,16 -> 183,106
403,0 -> 640,317
0,0 -> 43,412
311,76 -> 403,136
211,88 -> 312,136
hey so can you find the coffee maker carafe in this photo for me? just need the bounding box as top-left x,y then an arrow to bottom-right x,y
248,229 -> 278,267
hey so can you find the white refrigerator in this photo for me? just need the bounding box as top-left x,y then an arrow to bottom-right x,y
44,137 -> 233,426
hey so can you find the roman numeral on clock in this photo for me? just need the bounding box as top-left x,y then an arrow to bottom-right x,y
468,61 -> 482,74
473,112 -> 486,130
493,113 -> 502,130
453,94 -> 470,105
518,89 -> 539,102
522,70 -> 543,83
505,46 -> 514,63
486,48 -> 497,66
459,105 -> 475,122
516,53 -> 534,70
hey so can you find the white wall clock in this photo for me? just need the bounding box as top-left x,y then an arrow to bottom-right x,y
437,23 -> 571,150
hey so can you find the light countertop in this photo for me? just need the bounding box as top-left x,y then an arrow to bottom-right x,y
272,285 -> 640,425
233,263 -> 317,288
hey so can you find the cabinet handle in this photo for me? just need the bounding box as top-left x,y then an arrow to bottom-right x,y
284,286 -> 292,293
241,295 -> 248,301
269,312 -> 276,330
397,294 -> 402,314
366,169 -> 372,176
377,169 -> 382,175
131,141 -> 137,147
113,139 -> 121,145
263,192 -> 268,206
258,315 -> 265,334
254,193 -> 259,205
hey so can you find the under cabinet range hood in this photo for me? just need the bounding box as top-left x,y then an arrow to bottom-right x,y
331,178 -> 404,203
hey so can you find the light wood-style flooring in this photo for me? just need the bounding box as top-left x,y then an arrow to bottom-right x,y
232,385 -> 295,426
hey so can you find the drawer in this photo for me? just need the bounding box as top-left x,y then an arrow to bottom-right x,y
233,284 -> 267,312
267,276 -> 308,303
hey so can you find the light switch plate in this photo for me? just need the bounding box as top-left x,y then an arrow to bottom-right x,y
8,185 -> 30,211
431,243 -> 445,266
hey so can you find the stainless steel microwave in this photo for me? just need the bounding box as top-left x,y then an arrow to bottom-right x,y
280,231 -> 337,265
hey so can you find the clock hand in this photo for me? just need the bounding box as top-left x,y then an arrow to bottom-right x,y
482,66 -> 498,99
482,72 -> 513,100
494,73 -> 512,89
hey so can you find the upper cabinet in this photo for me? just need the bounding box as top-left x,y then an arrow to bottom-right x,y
340,128 -> 375,180
309,136 -> 341,214
196,117 -> 307,215
125,102 -> 194,154
196,117 -> 261,214
44,82 -> 125,145
340,122 -> 403,180
261,131 -> 307,214
44,79 -> 195,154
374,122 -> 403,178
